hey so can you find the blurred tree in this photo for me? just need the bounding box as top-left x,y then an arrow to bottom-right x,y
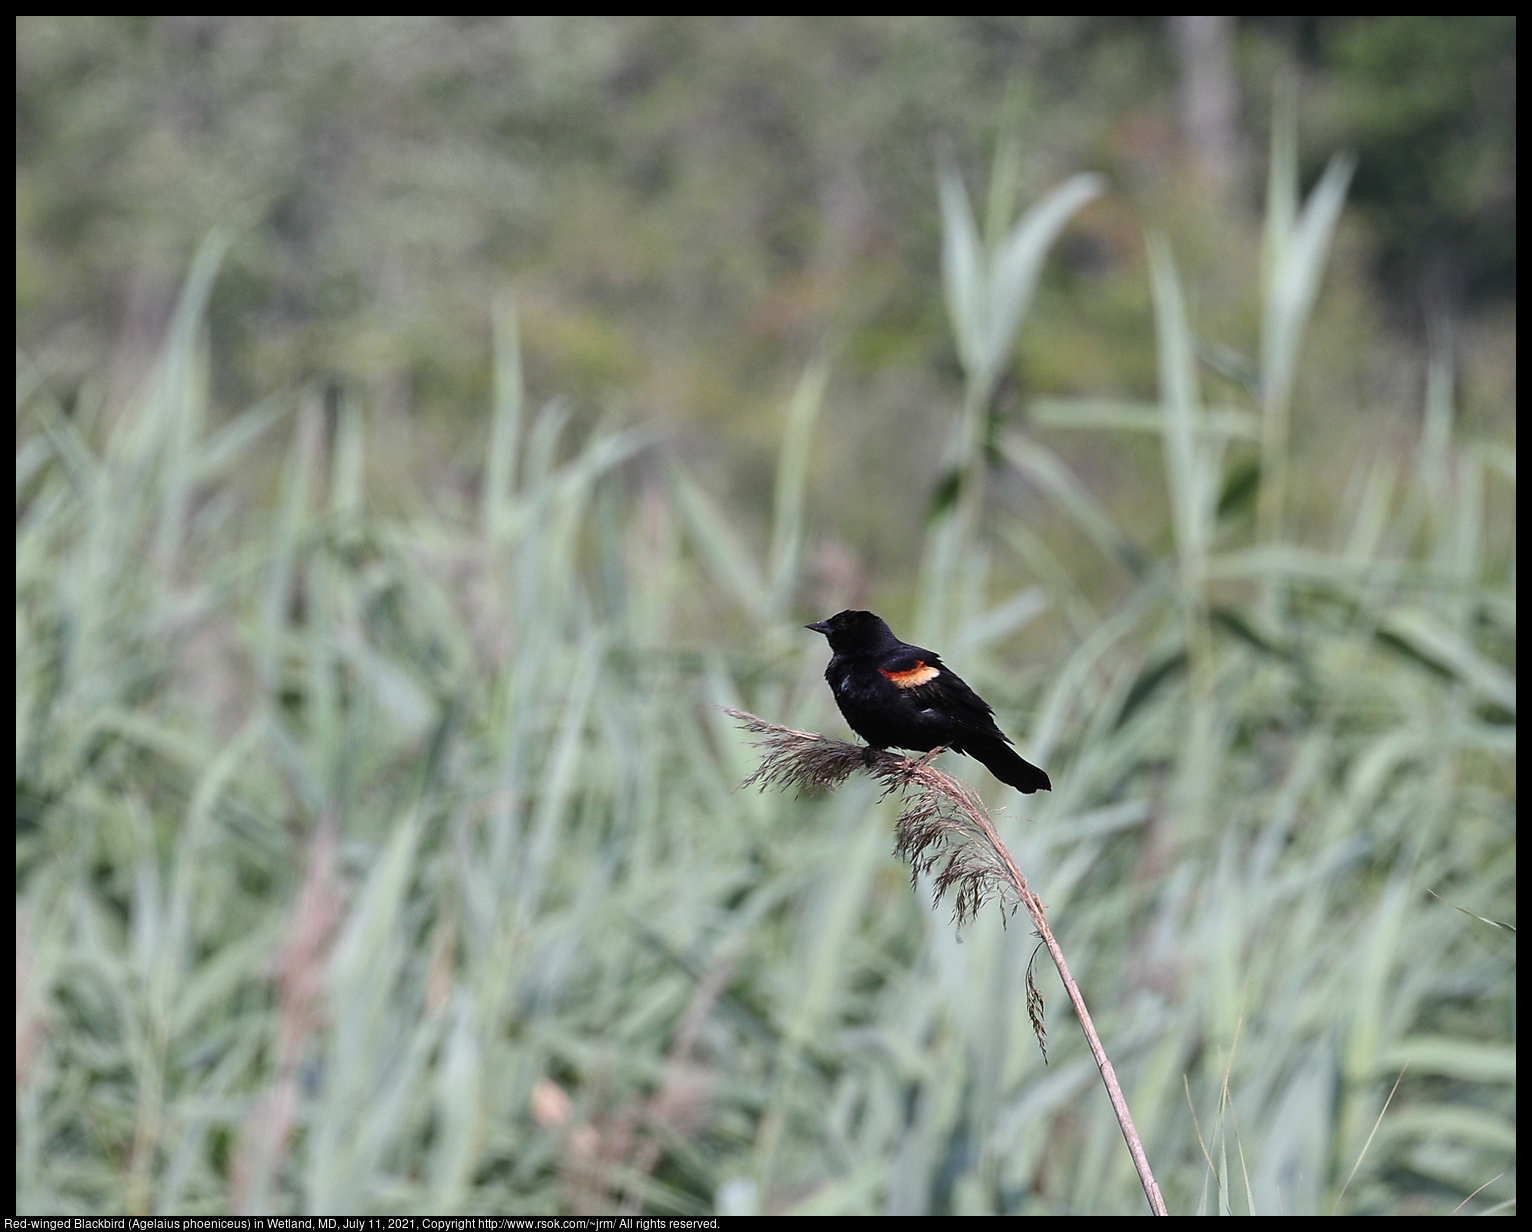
15,16 -> 1513,573
1171,16 -> 1240,199
1265,15 -> 1516,315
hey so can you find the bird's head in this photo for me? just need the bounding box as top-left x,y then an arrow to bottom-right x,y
805,609 -> 896,654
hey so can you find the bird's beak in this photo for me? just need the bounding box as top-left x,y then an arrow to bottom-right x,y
805,621 -> 832,634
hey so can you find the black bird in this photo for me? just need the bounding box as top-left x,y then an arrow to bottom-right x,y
806,609 -> 1051,793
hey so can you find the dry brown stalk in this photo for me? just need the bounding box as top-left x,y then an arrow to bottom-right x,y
231,813 -> 342,1215
724,707 -> 1168,1217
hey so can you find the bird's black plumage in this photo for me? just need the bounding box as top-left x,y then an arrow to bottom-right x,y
806,609 -> 1051,793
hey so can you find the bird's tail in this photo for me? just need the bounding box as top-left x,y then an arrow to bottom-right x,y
959,736 -> 1051,794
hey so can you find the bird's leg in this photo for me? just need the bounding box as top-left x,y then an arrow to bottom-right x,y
861,745 -> 881,769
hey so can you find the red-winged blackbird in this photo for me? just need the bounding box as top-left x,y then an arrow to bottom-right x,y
807,609 -> 1051,793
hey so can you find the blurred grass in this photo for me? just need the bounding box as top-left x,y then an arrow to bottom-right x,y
16,126 -> 1514,1217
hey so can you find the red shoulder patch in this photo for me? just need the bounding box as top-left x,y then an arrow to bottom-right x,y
879,661 -> 940,688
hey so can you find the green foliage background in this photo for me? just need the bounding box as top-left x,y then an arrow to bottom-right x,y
16,16 -> 1515,1216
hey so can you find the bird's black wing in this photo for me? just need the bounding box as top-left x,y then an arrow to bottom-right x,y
903,660 -> 1008,738
872,644 -> 946,691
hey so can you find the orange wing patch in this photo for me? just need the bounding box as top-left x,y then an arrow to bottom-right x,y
880,661 -> 940,688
